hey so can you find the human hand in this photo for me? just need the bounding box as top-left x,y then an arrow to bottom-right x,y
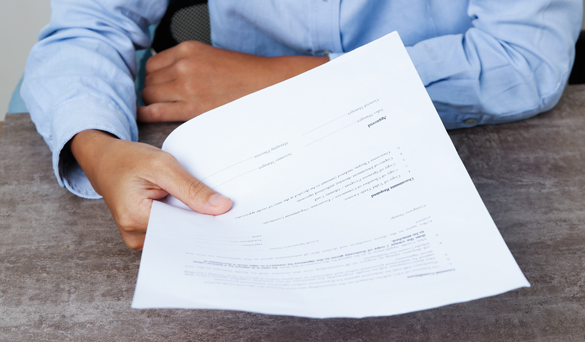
138,41 -> 328,122
70,129 -> 232,250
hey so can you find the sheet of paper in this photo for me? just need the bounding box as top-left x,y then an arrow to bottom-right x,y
132,32 -> 529,318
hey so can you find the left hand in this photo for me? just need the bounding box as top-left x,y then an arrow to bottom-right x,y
138,41 -> 328,122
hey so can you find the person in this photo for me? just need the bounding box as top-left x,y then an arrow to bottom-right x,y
21,0 -> 582,250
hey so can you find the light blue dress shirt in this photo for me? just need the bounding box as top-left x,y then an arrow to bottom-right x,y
20,0 -> 583,199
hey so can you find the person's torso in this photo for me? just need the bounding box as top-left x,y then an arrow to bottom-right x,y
209,0 -> 473,56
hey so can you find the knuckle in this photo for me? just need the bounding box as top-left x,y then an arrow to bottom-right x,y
150,152 -> 174,171
145,58 -> 155,72
185,177 -> 207,200
175,58 -> 192,74
148,154 -> 178,181
125,239 -> 144,251
148,105 -> 164,121
116,214 -> 138,234
115,211 -> 146,251
177,40 -> 197,54
145,55 -> 162,73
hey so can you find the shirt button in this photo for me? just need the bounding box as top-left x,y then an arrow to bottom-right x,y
464,118 -> 477,127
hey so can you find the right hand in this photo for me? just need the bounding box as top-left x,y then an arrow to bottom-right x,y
70,129 -> 232,250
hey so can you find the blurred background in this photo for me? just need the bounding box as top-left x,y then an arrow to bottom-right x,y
1,0 -> 585,122
0,0 -> 50,121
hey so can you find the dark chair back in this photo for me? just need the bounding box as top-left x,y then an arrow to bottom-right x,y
569,30 -> 585,84
152,0 -> 211,53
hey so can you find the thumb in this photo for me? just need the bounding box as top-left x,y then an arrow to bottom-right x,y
157,156 -> 233,215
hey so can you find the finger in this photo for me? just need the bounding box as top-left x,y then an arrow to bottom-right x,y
108,195 -> 154,251
119,230 -> 146,251
137,101 -> 204,123
142,81 -> 181,105
113,185 -> 171,251
147,40 -> 211,72
157,157 -> 233,216
144,64 -> 177,87
145,47 -> 179,73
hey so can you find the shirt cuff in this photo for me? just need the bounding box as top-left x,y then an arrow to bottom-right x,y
328,52 -> 345,60
51,96 -> 136,199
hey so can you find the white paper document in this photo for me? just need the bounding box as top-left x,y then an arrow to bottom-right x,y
132,32 -> 529,318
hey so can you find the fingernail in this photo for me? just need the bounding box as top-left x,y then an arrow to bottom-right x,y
208,193 -> 230,207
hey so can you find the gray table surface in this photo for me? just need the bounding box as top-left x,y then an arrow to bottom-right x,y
2,86 -> 585,341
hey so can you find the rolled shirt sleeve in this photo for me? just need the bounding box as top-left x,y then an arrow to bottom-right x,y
406,0 -> 583,129
21,0 -> 166,198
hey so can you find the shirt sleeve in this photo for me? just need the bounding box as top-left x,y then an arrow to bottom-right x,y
406,0 -> 583,129
20,0 -> 167,198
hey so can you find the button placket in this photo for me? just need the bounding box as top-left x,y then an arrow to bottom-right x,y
309,0 -> 342,56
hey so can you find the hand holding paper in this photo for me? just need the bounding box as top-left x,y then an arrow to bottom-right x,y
70,129 -> 232,250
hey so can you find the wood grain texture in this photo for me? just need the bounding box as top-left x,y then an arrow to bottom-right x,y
2,86 -> 585,341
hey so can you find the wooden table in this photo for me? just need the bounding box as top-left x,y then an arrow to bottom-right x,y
2,86 -> 585,341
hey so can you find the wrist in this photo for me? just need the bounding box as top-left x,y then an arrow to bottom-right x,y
268,56 -> 329,82
70,129 -> 119,194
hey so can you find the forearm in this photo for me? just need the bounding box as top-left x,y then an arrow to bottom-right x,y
266,56 -> 329,84
405,0 -> 582,128
21,0 -> 167,197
